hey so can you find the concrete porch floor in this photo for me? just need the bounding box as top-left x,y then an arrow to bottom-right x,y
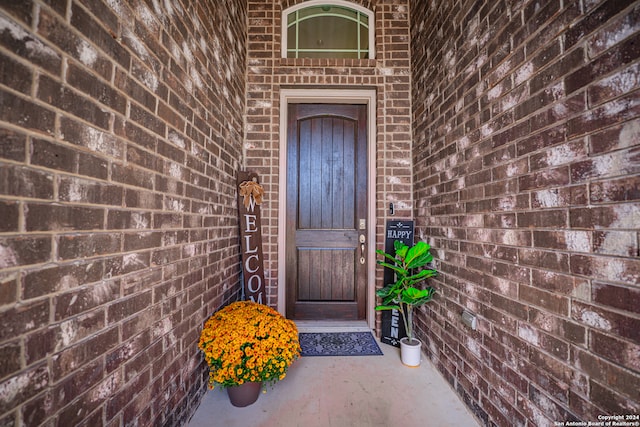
187,323 -> 480,427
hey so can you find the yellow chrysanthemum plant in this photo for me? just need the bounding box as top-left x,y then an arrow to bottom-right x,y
198,301 -> 301,390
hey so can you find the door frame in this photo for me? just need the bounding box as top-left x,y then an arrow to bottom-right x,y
278,88 -> 377,328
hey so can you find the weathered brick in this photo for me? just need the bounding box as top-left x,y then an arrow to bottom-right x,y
592,282 -> 640,314
0,50 -> 32,94
0,364 -> 49,414
58,177 -> 123,206
59,117 -> 124,159
530,307 -> 586,345
55,281 -> 118,322
58,233 -> 122,260
0,200 -> 18,232
589,379 -> 640,414
0,235 -> 51,269
567,92 -> 640,138
572,300 -> 640,344
570,147 -> 640,182
25,203 -> 104,232
517,210 -> 567,228
107,291 -> 152,323
66,62 -> 126,114
593,230 -> 637,256
520,284 -> 569,316
574,347 -> 640,402
0,341 -> 21,379
571,253 -> 640,286
0,299 -> 49,342
0,0 -> 248,425
570,203 -> 640,229
52,327 -> 119,381
30,138 -> 78,173
0,273 -> 18,307
37,74 -> 111,130
566,31 -> 640,95
0,89 -> 55,134
590,329 -> 640,372
56,371 -> 121,427
69,3 -> 130,68
22,261 -> 104,300
590,175 -> 640,203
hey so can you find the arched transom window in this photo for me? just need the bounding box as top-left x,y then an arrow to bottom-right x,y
282,0 -> 375,59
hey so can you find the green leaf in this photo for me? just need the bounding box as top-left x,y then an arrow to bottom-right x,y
394,241 -> 409,260
375,305 -> 401,311
376,261 -> 408,277
404,241 -> 433,269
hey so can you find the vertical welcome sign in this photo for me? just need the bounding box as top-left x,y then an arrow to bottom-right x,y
237,171 -> 266,304
380,220 -> 414,347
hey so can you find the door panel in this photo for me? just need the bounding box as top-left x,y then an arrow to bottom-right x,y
286,104 -> 367,320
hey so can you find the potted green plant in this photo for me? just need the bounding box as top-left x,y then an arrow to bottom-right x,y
375,240 -> 437,366
198,301 -> 301,406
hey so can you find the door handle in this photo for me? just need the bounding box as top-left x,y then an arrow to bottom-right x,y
359,234 -> 365,264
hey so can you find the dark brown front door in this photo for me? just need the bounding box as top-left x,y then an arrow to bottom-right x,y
286,104 -> 368,320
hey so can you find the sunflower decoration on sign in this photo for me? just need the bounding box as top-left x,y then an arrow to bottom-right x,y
239,179 -> 264,211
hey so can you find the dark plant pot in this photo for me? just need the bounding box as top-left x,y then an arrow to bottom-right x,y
227,382 -> 262,407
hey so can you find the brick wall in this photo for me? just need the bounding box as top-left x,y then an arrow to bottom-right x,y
246,0 -> 414,310
411,0 -> 639,425
0,1 -> 246,425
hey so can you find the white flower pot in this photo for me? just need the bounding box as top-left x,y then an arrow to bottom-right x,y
400,337 -> 422,367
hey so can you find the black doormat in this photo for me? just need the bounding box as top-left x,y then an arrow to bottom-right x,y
299,332 -> 383,356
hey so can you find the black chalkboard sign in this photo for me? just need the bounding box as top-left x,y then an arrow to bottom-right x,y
380,220 -> 414,347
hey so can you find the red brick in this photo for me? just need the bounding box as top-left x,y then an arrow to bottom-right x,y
564,0 -> 635,50
590,175 -> 640,203
570,203 -> 640,229
571,253 -> 640,286
0,128 -> 27,162
0,341 -> 21,379
530,307 -> 586,345
66,62 -> 126,114
520,284 -> 569,316
0,235 -> 52,269
518,167 -> 571,191
25,203 -> 104,232
519,248 -> 570,272
592,282 -> 640,314
0,50 -> 32,94
54,281 -> 119,321
0,273 -> 18,306
517,210 -> 567,228
574,347 -> 640,403
572,300 -> 640,344
107,291 -> 153,323
590,329 -> 640,372
567,92 -> 640,138
589,379 -> 640,414
0,299 -> 49,342
23,261 -> 104,300
0,364 -> 49,414
0,89 -> 56,134
566,31 -> 640,95
37,75 -> 111,130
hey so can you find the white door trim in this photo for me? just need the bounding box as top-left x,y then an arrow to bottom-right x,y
278,88 -> 377,329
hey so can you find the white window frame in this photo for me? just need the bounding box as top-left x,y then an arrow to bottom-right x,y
281,0 -> 376,59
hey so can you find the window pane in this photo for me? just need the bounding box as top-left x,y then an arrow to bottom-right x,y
286,5 -> 370,59
299,16 -> 358,50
